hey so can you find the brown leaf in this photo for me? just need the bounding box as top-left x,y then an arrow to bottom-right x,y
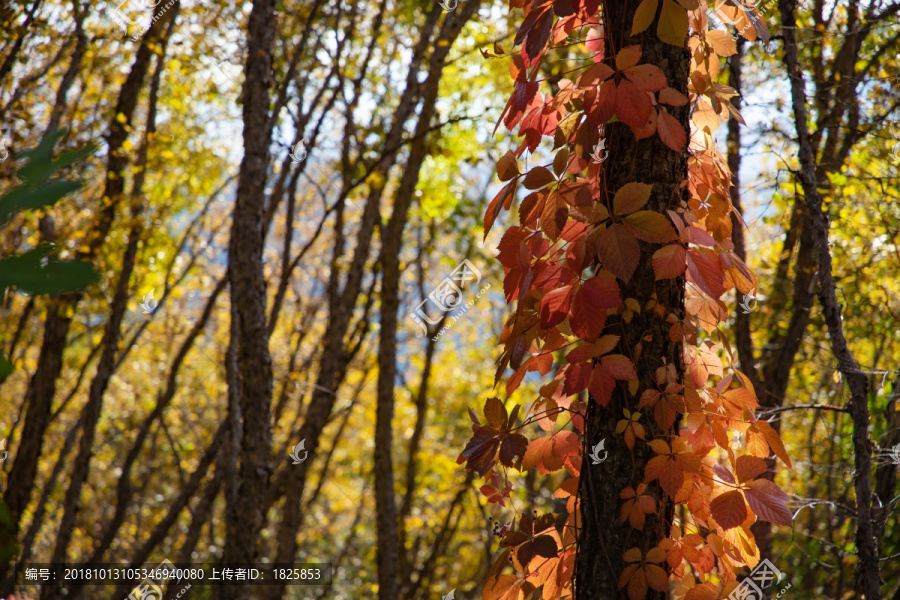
710,490 -> 748,530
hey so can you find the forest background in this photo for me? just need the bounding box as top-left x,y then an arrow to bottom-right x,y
0,0 -> 899,599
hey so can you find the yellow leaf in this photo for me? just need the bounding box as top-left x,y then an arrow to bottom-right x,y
631,0 -> 658,35
657,0 -> 689,46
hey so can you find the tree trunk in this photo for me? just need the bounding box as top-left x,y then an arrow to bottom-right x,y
372,5 -> 480,598
575,1 -> 689,597
221,0 -> 276,594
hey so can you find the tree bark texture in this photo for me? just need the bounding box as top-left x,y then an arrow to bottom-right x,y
575,1 -> 689,598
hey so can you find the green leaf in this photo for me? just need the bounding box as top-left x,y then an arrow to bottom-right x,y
0,245 -> 99,295
0,178 -> 82,225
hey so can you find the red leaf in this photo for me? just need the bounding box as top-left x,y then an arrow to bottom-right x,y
582,271 -> 621,308
586,79 -> 617,125
710,490 -> 748,530
523,166 -> 557,189
614,79 -> 653,130
540,284 -> 574,327
525,9 -> 554,59
484,180 -> 517,238
601,354 -> 637,380
735,455 -> 768,483
744,479 -> 793,526
588,365 -> 616,406
562,361 -> 592,396
570,284 -> 608,341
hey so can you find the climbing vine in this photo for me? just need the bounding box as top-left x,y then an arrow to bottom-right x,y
459,0 -> 791,598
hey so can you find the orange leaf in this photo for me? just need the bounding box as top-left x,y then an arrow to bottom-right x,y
658,87 -> 689,106
626,64 -> 667,93
684,583 -> 720,600
483,573 -> 521,600
579,62 -> 615,87
652,244 -> 687,279
686,247 -> 725,298
735,455 -> 767,483
645,564 -> 669,591
484,397 -> 509,428
756,420 -> 792,468
615,45 -> 643,70
626,567 -> 648,600
657,108 -> 686,151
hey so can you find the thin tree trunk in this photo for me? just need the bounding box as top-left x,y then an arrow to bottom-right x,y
221,0 -> 277,594
778,0 -> 880,595
372,5 -> 481,597
575,1 -> 689,597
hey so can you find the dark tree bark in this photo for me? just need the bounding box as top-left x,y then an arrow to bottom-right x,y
221,0 -> 277,595
575,1 -> 689,598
